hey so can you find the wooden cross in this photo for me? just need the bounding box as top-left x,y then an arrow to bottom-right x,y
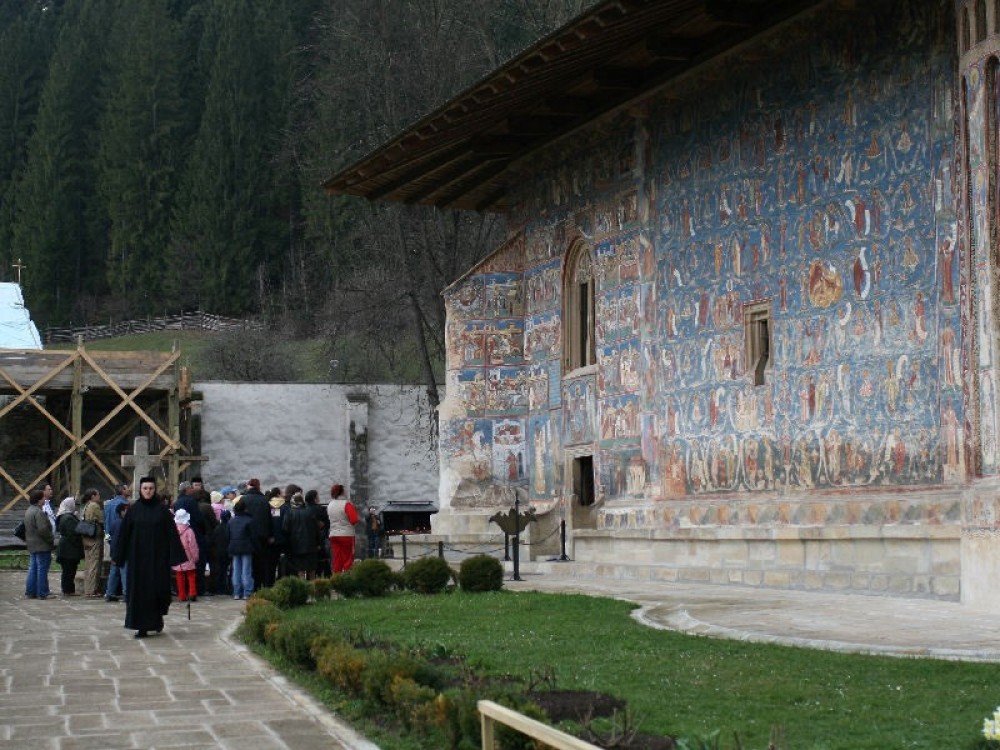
121,436 -> 161,501
12,258 -> 25,285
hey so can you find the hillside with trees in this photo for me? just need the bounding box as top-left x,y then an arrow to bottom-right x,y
0,0 -> 591,387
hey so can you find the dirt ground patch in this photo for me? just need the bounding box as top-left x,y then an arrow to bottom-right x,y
530,690 -> 677,749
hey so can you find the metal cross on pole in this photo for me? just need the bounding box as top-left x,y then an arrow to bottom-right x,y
12,258 -> 25,285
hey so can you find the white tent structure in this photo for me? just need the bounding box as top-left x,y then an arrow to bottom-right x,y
0,283 -> 41,349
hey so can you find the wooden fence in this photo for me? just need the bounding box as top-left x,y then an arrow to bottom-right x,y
478,700 -> 602,750
42,311 -> 260,344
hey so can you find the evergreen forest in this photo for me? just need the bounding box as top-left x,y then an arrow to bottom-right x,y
0,0 -> 591,386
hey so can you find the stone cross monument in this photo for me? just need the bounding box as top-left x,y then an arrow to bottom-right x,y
121,436 -> 161,502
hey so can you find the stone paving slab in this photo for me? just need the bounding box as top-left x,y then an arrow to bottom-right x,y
0,572 -> 379,750
506,571 -> 1000,662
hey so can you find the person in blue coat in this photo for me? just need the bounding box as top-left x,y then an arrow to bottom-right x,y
103,483 -> 129,602
226,498 -> 258,600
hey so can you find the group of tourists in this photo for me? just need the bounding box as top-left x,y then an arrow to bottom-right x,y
22,475 -> 381,639
22,482 -> 107,601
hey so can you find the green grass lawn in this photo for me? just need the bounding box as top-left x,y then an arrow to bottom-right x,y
270,590 -> 998,750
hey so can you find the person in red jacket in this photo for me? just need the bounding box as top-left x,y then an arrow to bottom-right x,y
326,484 -> 358,573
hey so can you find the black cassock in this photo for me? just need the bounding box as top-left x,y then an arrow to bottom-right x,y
114,496 -> 185,633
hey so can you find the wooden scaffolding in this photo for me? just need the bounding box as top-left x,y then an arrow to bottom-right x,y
0,343 -> 198,513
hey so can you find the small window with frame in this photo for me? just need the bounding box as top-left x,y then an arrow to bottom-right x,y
744,301 -> 771,387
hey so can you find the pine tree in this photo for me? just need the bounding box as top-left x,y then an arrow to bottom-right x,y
0,3 -> 60,277
170,0 -> 304,315
96,0 -> 188,316
10,0 -> 110,325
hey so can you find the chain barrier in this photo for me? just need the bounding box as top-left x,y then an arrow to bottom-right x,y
387,513 -> 570,568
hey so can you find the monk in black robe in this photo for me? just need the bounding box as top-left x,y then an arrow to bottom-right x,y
114,476 -> 185,638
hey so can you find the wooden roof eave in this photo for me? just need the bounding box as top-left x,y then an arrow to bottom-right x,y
324,0 -> 830,213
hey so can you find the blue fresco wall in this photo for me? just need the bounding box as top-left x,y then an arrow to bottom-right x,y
441,0 -> 963,511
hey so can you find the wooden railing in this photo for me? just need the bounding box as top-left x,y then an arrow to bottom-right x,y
42,311 -> 260,344
478,700 -> 602,750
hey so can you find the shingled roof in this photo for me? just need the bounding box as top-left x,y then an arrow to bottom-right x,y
323,0 -> 826,213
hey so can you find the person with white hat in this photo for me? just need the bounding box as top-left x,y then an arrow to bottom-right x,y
171,508 -> 199,603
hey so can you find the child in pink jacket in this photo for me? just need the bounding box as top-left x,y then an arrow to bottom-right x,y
172,509 -> 199,602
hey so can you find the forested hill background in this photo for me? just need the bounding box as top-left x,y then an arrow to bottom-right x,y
0,0 -> 591,386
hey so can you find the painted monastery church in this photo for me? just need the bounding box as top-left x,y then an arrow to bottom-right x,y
326,0 -> 1000,609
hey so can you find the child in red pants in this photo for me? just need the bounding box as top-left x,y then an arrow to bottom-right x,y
172,508 -> 199,601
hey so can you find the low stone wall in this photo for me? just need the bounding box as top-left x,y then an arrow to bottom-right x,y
569,524 -> 960,599
429,485 -> 985,601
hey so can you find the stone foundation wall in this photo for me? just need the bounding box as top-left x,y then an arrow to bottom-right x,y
570,525 -> 960,599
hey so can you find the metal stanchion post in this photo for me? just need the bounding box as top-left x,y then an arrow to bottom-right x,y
559,519 -> 569,561
402,534 -> 408,568
512,494 -> 523,581
438,541 -> 444,559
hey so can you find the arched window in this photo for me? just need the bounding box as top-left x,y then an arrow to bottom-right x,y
977,0 -> 988,43
562,243 -> 596,373
963,7 -> 971,52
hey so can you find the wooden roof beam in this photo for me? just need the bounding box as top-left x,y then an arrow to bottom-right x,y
544,95 -> 597,116
365,143 -> 474,200
505,113 -> 579,136
470,134 -> 536,156
436,161 -> 511,209
706,1 -> 768,27
591,66 -> 645,91
404,155 -> 505,205
644,33 -> 701,61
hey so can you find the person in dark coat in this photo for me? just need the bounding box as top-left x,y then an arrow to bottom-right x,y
282,493 -> 320,579
240,478 -> 270,590
263,486 -> 289,587
226,498 -> 257,599
114,476 -> 185,639
305,489 -> 331,577
209,505 -> 232,596
55,497 -> 84,596
195,489 -> 219,594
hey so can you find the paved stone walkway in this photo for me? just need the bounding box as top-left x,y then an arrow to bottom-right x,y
0,572 -> 378,750
3,565 -> 999,750
506,568 -> 1000,662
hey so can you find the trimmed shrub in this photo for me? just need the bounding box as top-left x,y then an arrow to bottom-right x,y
387,675 -> 438,731
362,650 -> 422,706
269,619 -> 334,669
315,640 -> 369,695
238,599 -> 283,643
329,570 -> 362,599
350,558 -> 400,597
311,577 -> 332,600
258,575 -> 311,609
458,554 -> 504,592
402,556 -> 454,594
329,560 -> 400,599
437,688 -> 482,750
